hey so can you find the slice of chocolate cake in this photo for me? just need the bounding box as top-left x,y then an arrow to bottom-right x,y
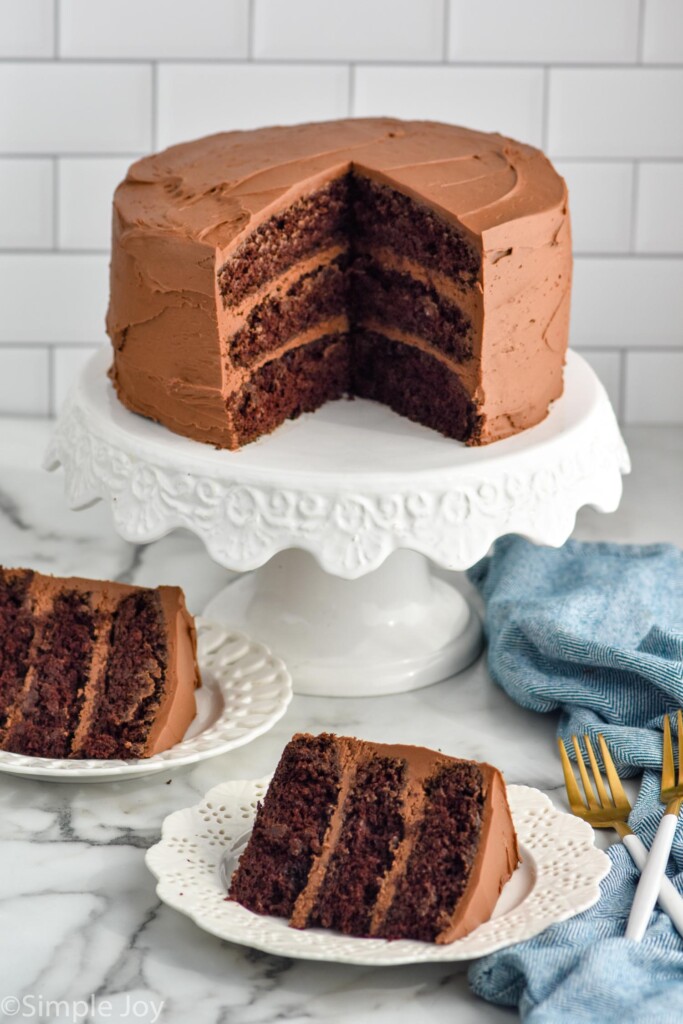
229,733 -> 519,944
0,567 -> 200,760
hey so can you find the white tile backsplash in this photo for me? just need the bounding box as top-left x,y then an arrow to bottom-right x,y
572,258 -> 683,349
0,63 -> 152,154
448,0 -> 639,64
642,0 -> 683,64
554,162 -> 634,253
58,157 -> 133,250
625,351 -> 683,424
354,66 -> 544,147
54,345 -> 103,411
0,3 -> 680,418
0,347 -> 50,415
635,163 -> 683,254
253,0 -> 444,62
548,69 -> 683,158
0,159 -> 53,248
578,350 -> 623,416
59,0 -> 249,59
157,64 -> 350,149
0,254 -> 109,342
0,0 -> 54,58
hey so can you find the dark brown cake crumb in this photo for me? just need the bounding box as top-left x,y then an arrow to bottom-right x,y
229,734 -> 342,916
378,763 -> 485,942
310,755 -> 406,936
229,256 -> 350,368
352,331 -> 482,443
4,590 -> 96,758
0,569 -> 34,736
229,334 -> 350,447
351,256 -> 473,362
79,591 -> 167,759
218,178 -> 351,308
352,175 -> 481,284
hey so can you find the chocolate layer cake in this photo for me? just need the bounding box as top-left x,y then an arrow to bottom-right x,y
229,733 -> 519,943
0,567 -> 200,759
108,118 -> 571,449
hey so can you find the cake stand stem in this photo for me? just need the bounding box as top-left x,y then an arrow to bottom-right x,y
202,549 -> 483,697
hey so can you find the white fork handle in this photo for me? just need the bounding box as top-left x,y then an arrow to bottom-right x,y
626,813 -> 679,941
622,831 -> 683,938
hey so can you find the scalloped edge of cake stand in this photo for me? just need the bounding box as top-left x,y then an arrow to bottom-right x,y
45,349 -> 630,580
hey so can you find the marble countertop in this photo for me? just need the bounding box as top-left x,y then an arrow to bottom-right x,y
0,418 -> 681,1024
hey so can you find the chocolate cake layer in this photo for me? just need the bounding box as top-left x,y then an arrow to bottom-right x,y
0,569 -> 35,736
229,333 -> 350,448
0,567 -> 200,760
352,331 -> 482,443
352,175 -> 481,284
378,763 -> 485,942
78,591 -> 168,759
228,734 -> 343,917
218,177 -> 351,309
3,590 -> 96,758
351,256 -> 473,362
229,734 -> 519,944
309,754 -> 406,937
228,256 -> 349,368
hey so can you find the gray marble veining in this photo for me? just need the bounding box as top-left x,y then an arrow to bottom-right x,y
0,419 -> 680,1023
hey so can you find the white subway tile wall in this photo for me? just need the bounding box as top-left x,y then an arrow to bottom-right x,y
0,0 -> 680,424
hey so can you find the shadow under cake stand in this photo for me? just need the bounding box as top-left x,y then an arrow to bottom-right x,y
46,350 -> 629,697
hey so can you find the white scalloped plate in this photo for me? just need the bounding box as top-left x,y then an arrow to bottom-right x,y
0,621 -> 292,782
146,778 -> 611,965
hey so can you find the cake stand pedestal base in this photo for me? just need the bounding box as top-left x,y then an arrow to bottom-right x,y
203,549 -> 482,697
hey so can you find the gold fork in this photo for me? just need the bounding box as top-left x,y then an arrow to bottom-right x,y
559,732 -> 683,937
626,711 -> 683,940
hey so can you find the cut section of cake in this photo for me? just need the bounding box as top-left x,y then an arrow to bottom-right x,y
0,566 -> 200,759
228,733 -> 519,943
108,118 -> 571,450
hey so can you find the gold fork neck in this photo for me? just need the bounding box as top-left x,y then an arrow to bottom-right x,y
613,821 -> 633,840
664,796 -> 683,816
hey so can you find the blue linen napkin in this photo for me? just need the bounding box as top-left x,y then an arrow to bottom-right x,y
466,537 -> 683,1024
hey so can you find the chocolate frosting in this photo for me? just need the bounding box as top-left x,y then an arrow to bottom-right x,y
108,117 -> 571,446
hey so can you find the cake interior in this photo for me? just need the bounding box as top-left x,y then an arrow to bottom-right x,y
218,173 -> 483,448
0,568 -> 184,760
229,734 -> 510,943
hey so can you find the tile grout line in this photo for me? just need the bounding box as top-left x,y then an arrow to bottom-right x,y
3,57 -> 683,69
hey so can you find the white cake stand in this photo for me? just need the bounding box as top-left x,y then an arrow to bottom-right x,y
46,350 -> 629,697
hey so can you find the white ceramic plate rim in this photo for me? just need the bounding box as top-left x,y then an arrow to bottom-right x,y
0,621 -> 292,781
145,777 -> 611,965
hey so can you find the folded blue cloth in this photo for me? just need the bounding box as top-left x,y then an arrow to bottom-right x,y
466,537 -> 683,1023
